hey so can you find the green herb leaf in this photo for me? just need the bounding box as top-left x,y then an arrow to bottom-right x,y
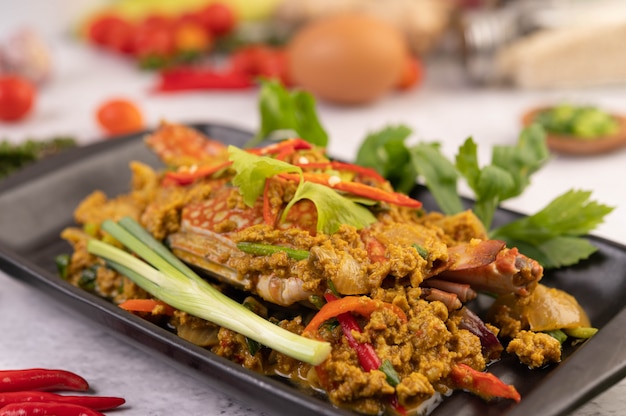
491,190 -> 614,268
410,142 -> 464,215
252,79 -> 328,147
282,181 -> 377,234
354,125 -> 416,193
228,145 -> 301,207
490,125 -> 550,199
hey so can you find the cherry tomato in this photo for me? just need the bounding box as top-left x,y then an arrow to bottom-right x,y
0,75 -> 36,122
397,55 -> 424,90
174,22 -> 213,55
229,45 -> 290,85
87,14 -> 135,54
193,2 -> 236,36
96,98 -> 144,135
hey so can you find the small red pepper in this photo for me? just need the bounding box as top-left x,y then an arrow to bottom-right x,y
449,363 -> 521,402
0,391 -> 125,411
279,172 -> 422,208
322,294 -> 407,416
118,298 -> 175,315
0,401 -> 105,416
294,161 -> 387,184
0,369 -> 88,393
155,66 -> 254,92
247,138 -> 313,156
163,160 -> 233,185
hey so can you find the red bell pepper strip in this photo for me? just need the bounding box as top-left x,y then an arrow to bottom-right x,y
118,299 -> 175,315
0,369 -> 88,393
279,172 -> 422,208
154,66 -> 254,92
294,161 -> 387,184
0,391 -> 125,411
163,160 -> 232,185
0,401 -> 105,416
303,295 -> 407,336
449,363 -> 521,402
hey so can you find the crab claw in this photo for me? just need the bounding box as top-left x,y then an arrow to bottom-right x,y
435,240 -> 543,296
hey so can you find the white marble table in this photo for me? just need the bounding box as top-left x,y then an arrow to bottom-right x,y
1,2 -> 625,415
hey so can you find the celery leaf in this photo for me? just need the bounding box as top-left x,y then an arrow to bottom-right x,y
228,146 -> 301,207
283,181 -> 377,234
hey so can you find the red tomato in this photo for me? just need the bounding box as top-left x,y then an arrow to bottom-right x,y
397,55 -> 424,90
87,14 -> 135,54
96,98 -> 144,135
193,2 -> 236,36
0,75 -> 36,122
132,23 -> 176,60
229,45 -> 290,85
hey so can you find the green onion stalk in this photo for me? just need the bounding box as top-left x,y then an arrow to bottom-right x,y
87,217 -> 331,366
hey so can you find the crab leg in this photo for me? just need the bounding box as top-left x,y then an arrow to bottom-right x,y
434,240 -> 543,296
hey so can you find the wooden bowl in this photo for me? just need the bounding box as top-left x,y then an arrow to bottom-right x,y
522,107 -> 626,156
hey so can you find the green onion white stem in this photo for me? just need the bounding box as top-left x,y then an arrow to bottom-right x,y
87,217 -> 331,365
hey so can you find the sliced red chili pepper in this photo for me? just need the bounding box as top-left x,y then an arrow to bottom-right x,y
279,172 -> 422,208
0,401 -> 105,416
322,294 -> 407,416
449,363 -> 521,402
118,299 -> 175,315
0,391 -> 125,411
154,66 -> 254,92
163,160 -> 232,185
247,138 -> 313,156
295,161 -> 387,184
303,295 -> 407,336
0,369 -> 88,393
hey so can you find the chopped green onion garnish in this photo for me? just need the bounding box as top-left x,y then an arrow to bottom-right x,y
87,217 -> 331,365
236,242 -> 310,261
563,327 -> 598,339
412,243 -> 428,259
379,359 -> 401,387
544,329 -> 568,344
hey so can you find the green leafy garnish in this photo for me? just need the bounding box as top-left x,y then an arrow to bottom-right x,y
228,144 -> 376,234
282,181 -> 377,234
87,217 -> 331,365
228,145 -> 301,207
251,79 -> 328,147
490,190 -> 614,268
355,125 -> 416,194
355,124 -> 612,268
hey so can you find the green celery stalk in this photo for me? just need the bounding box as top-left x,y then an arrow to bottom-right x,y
87,217 -> 331,365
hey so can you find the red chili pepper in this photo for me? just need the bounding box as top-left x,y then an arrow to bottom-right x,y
279,172 -> 422,208
154,66 -> 254,92
247,138 -> 313,156
0,391 -> 125,411
163,160 -> 233,185
0,369 -> 88,393
449,363 -> 521,402
303,295 -> 407,336
294,161 -> 387,184
322,294 -> 407,416
0,401 -> 105,416
118,299 -> 175,315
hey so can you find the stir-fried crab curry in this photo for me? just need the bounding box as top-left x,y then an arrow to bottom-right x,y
59,123 -> 592,415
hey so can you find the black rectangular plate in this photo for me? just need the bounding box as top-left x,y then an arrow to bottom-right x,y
1,123 -> 624,416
